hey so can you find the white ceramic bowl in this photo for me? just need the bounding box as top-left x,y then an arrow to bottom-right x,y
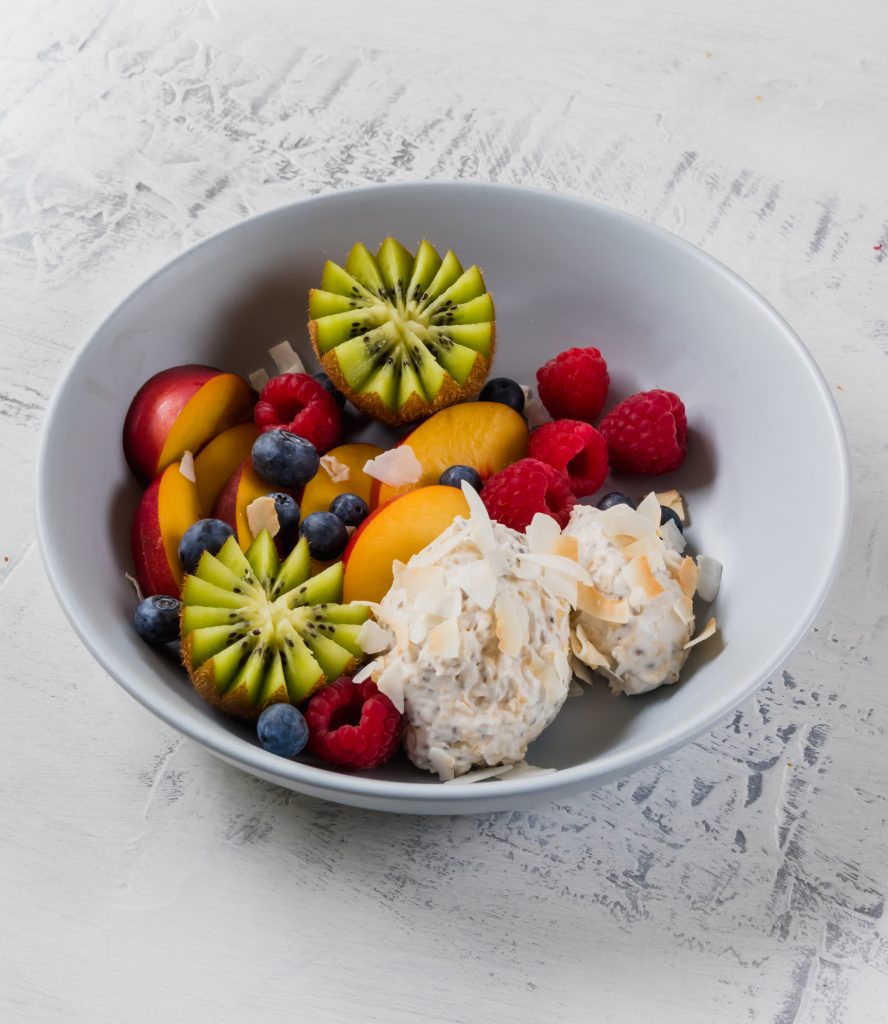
37,182 -> 849,814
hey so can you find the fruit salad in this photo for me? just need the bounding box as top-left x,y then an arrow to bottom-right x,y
124,237 -> 721,781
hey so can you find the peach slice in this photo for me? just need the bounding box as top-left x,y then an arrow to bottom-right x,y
374,401 -> 528,505
212,457 -> 296,551
123,365 -> 254,484
131,462 -> 203,596
193,422 -> 260,512
300,442 -> 384,519
342,485 -> 470,603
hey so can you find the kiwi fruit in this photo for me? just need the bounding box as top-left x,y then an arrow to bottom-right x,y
180,532 -> 370,721
308,238 -> 496,426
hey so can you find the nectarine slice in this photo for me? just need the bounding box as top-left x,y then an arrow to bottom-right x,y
300,442 -> 384,519
212,457 -> 295,551
131,462 -> 203,596
123,365 -> 254,484
194,422 -> 260,511
343,485 -> 470,603
375,401 -> 528,505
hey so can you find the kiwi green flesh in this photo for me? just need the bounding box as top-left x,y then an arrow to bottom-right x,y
346,242 -> 386,297
320,260 -> 375,302
311,240 -> 493,413
406,240 -> 442,303
182,535 -> 367,707
309,289 -> 366,319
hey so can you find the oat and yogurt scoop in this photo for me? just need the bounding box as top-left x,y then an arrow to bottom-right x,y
355,485 -> 584,780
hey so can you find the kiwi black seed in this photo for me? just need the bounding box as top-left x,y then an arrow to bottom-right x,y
179,533 -> 370,721
307,237 -> 496,427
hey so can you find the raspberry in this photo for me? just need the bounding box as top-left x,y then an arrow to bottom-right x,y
528,420 -> 609,498
254,373 -> 342,454
481,458 -> 576,532
599,389 -> 687,474
536,347 -> 610,422
305,677 -> 402,770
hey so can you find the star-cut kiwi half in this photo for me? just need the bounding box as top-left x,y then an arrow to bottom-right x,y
180,532 -> 370,721
308,238 -> 496,426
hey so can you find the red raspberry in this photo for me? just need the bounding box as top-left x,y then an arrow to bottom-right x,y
481,458 -> 576,532
255,373 -> 342,454
536,347 -> 610,422
599,389 -> 687,474
528,420 -> 609,498
305,677 -> 402,770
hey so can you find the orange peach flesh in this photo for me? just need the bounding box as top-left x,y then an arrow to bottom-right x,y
375,402 -> 528,505
157,372 -> 254,475
300,442 -> 384,519
342,485 -> 470,604
194,422 -> 260,511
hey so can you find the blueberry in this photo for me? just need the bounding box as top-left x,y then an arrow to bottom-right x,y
257,703 -> 309,758
133,594 -> 181,646
660,505 -> 684,533
439,465 -> 482,491
596,491 -> 637,511
267,492 -> 300,533
312,371 -> 347,409
479,377 -> 525,414
178,518 -> 236,574
329,492 -> 370,528
300,511 -> 349,560
252,429 -> 319,488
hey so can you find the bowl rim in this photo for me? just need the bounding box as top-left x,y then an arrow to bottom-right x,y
36,179 -> 852,805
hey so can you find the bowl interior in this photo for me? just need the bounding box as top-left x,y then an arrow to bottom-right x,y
37,183 -> 848,809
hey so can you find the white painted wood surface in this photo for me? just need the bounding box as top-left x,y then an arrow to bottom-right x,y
2,0 -> 887,1019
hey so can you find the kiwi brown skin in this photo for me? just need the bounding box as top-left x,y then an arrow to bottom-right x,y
309,321 -> 497,428
181,630 -> 344,722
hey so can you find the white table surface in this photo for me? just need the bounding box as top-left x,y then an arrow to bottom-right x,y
2,0 -> 887,1020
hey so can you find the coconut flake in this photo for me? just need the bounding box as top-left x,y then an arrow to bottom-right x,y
519,552 -> 591,583
526,512 -> 561,555
376,661 -> 406,713
426,618 -> 460,659
178,450 -> 196,483
672,595 -> 695,625
624,554 -> 664,600
363,446 -> 422,487
541,568 -> 579,606
637,492 -> 662,527
124,572 -> 144,602
357,619 -> 393,655
570,655 -> 598,686
353,659 -> 380,684
428,746 -> 457,780
245,495 -> 280,538
678,556 -> 698,598
577,584 -> 630,623
319,454 -> 350,483
622,535 -> 667,574
507,761 -> 557,779
462,481 -> 509,576
397,564 -> 445,597
684,617 -> 718,649
696,555 -> 722,603
599,504 -> 657,542
495,591 -> 529,658
414,585 -> 462,619
655,489 -> 686,523
452,558 -> 498,610
269,340 -> 306,375
659,518 -> 686,553
443,763 -> 516,785
571,622 -> 610,669
249,368 -> 270,392
600,665 -> 628,693
409,616 -> 430,646
567,679 -> 584,698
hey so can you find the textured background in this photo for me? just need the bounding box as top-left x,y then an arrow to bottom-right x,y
2,1 -> 887,1020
